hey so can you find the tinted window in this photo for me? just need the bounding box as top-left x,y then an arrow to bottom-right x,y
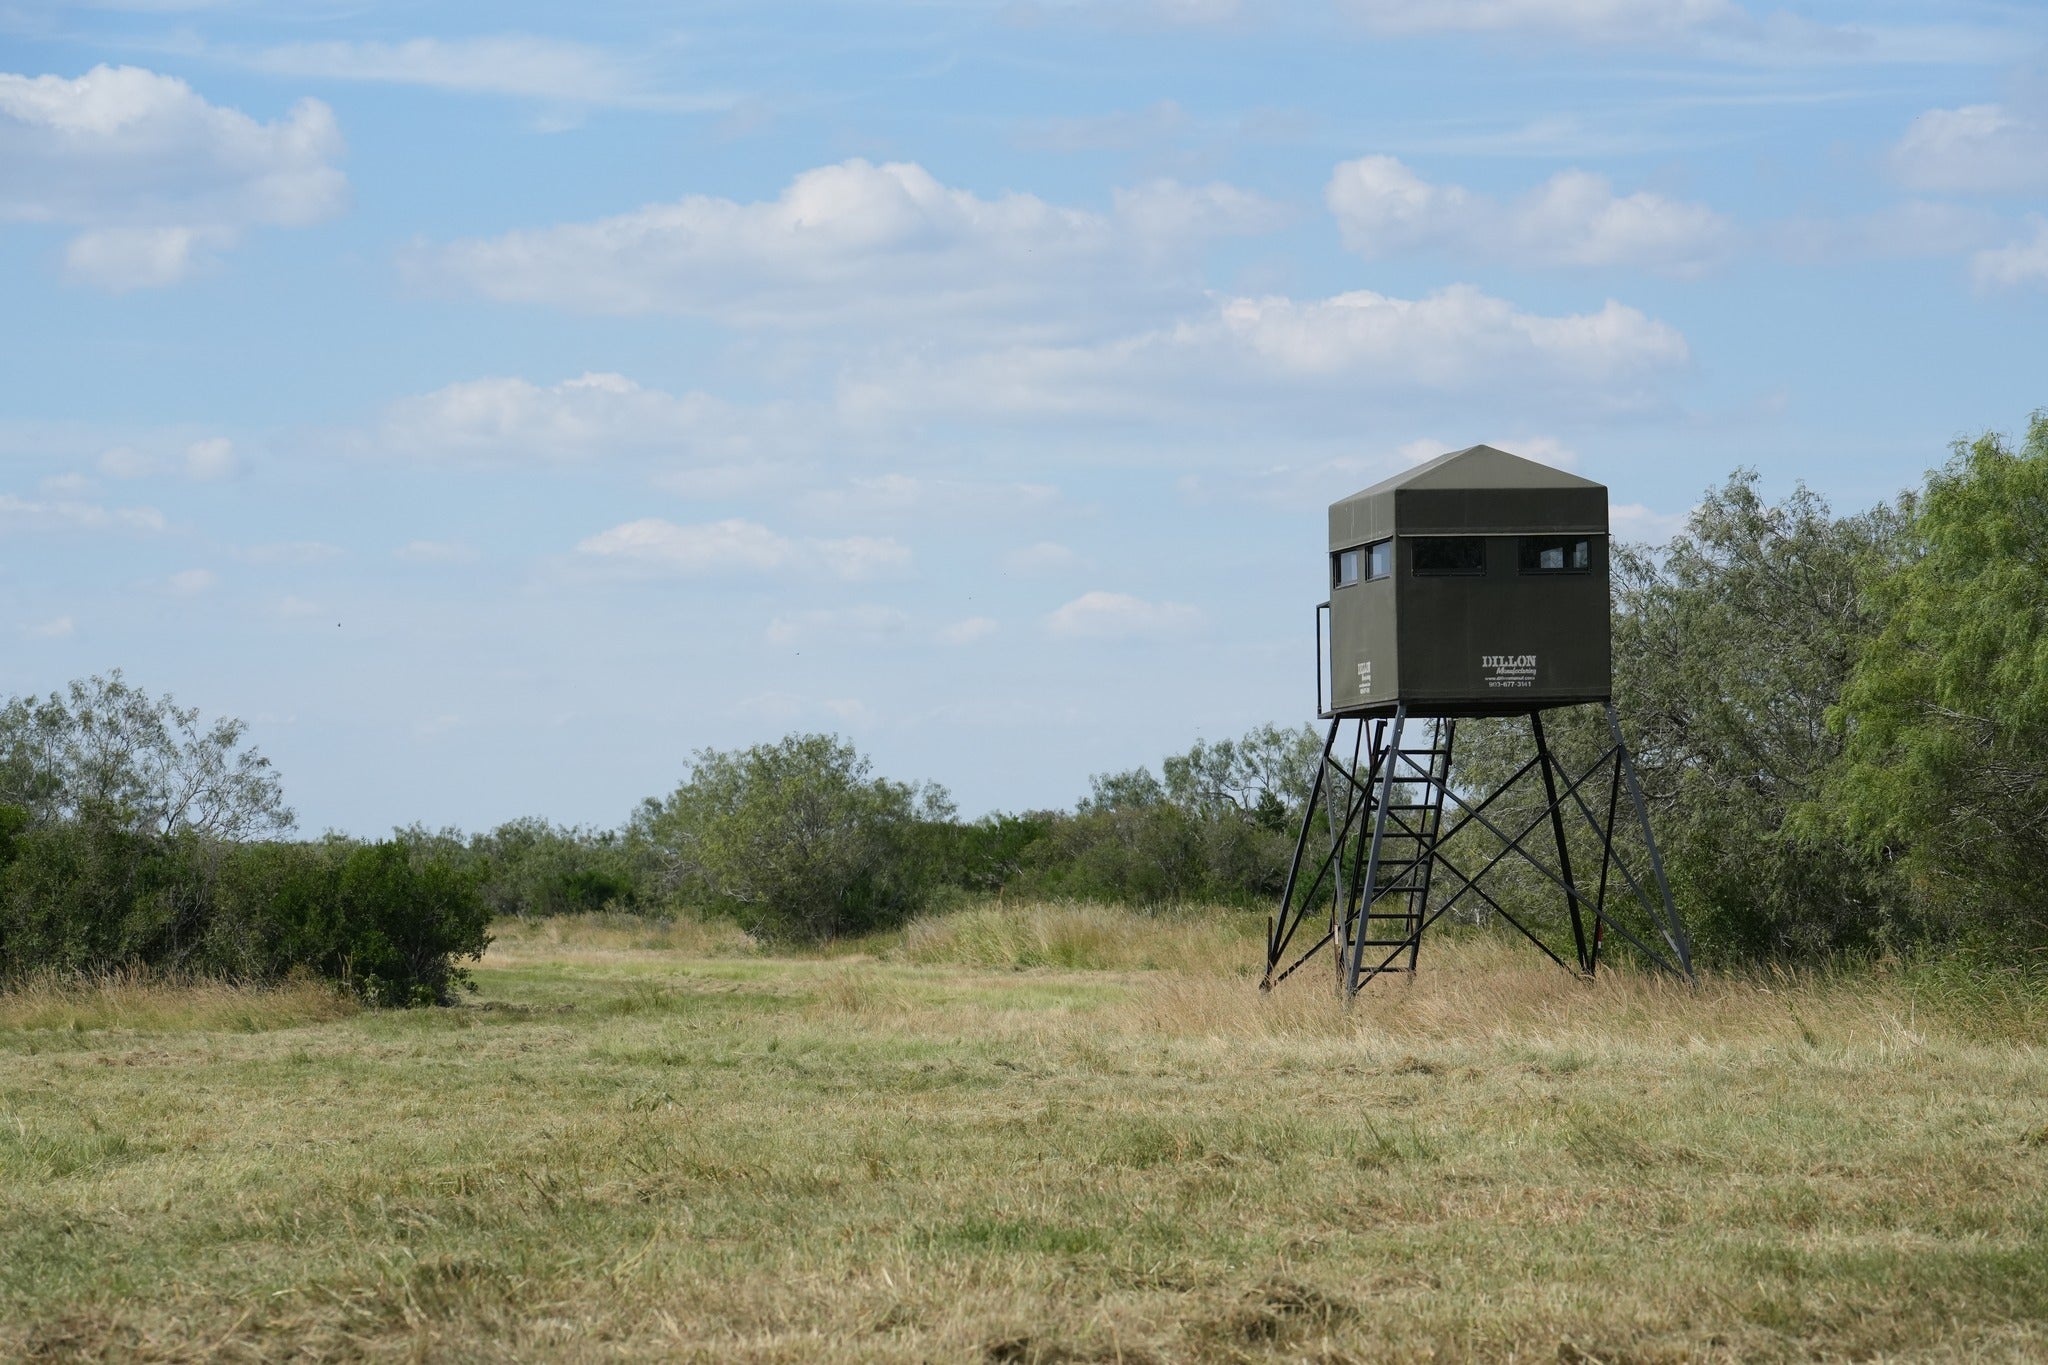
1518,536 -> 1592,573
1332,547 -> 1362,587
1367,540 -> 1392,580
1412,537 -> 1486,575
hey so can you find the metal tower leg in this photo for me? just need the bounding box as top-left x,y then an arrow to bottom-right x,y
1342,705 -> 1406,997
1531,711 -> 1589,974
1267,703 -> 1697,996
1327,720 -> 1369,991
1606,704 -> 1694,981
1263,719 -> 1338,991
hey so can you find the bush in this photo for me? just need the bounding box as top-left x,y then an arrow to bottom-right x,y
207,839 -> 490,1004
630,734 -> 953,942
983,726 -> 1320,908
1607,473 -> 1919,962
0,820 -> 489,1005
471,817 -> 644,918
1830,413 -> 2048,956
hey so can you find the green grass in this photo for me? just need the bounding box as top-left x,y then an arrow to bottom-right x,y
3,904 -> 2047,1361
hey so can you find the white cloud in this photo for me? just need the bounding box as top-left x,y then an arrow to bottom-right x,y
1340,0 -> 1745,44
1612,502 -> 1691,543
85,436 -> 240,481
163,567 -> 218,596
1027,0 -> 2011,62
1892,104 -> 2048,196
1973,219 -> 2048,290
236,36 -> 713,110
733,691 -> 806,722
239,540 -> 342,565
1326,156 -> 1730,274
64,226 -> 224,290
26,615 -> 75,639
766,605 -> 910,645
0,64 -> 346,289
729,689 -> 877,726
1003,541 -> 1083,575
576,518 -> 911,580
372,372 -> 768,466
841,285 -> 1689,422
939,616 -> 998,644
799,474 -> 1062,522
577,517 -> 793,574
39,472 -> 95,496
0,492 -> 165,532
394,539 -> 481,564
654,462 -> 808,500
413,159 -> 1282,336
1045,590 -> 1199,639
97,445 -> 154,478
819,535 -> 913,581
1111,178 -> 1290,239
1001,0 -> 1246,32
1181,434 -> 1572,509
185,437 -> 236,479
821,698 -> 875,724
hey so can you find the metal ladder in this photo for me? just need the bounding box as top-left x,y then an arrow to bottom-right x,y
1337,711 -> 1456,992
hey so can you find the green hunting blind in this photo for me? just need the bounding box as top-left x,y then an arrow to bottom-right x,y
1324,445 -> 1611,715
1265,444 -> 1694,997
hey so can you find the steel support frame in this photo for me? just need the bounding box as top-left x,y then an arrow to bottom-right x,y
1261,701 -> 1694,997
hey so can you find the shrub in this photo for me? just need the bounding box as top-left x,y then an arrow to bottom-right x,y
216,839 -> 491,1005
631,734 -> 953,942
470,817 -> 644,918
0,824 -> 489,1005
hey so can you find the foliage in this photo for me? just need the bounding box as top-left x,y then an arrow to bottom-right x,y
0,817 -> 204,977
0,671 -> 293,840
396,818 -> 645,919
0,676 -> 483,1004
1831,413 -> 2048,953
631,733 -> 954,941
474,817 -> 641,918
1012,724 -> 1322,906
0,825 -> 489,1004
1161,723 -> 1322,830
1607,472 -> 1918,961
267,839 -> 492,1005
925,813 -> 1054,896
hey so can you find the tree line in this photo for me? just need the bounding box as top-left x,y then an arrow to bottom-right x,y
4,412 -> 2045,998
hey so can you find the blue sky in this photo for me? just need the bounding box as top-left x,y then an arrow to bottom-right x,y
3,0 -> 2046,833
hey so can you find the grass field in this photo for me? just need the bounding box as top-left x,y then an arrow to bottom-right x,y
4,904 -> 2047,1362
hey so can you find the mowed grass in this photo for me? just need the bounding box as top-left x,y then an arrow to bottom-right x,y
4,904 -> 2047,1362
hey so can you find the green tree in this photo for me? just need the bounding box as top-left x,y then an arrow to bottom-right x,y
0,672 -> 292,840
631,734 -> 953,941
1077,767 -> 1165,814
1831,413 -> 2048,953
1162,723 -> 1321,831
1606,472 -> 1917,960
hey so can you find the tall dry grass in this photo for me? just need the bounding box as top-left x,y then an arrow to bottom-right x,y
893,898 -> 1263,973
484,909 -> 758,965
0,968 -> 356,1033
5,895 -> 2047,1362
